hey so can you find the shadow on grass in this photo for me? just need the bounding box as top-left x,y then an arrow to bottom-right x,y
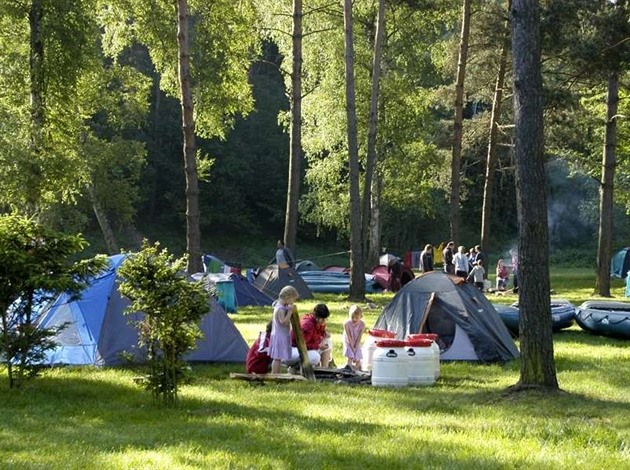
0,370 -> 517,468
1,357 -> 628,468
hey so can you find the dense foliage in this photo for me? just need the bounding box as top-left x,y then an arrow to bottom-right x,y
0,1 -> 628,265
0,213 -> 106,388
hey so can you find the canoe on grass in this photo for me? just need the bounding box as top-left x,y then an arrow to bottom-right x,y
575,300 -> 630,340
493,299 -> 576,336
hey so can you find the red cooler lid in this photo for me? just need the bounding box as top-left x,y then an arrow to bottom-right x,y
369,329 -> 396,339
374,339 -> 407,348
408,333 -> 438,341
405,339 -> 433,348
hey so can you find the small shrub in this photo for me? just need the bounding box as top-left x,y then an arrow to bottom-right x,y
117,241 -> 208,406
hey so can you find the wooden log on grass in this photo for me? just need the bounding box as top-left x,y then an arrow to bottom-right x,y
290,306 -> 316,381
230,373 -> 306,382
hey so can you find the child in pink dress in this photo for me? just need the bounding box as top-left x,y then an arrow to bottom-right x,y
269,286 -> 299,374
342,305 -> 366,371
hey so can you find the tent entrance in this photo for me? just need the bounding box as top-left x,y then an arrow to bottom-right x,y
421,302 -> 456,351
420,298 -> 479,360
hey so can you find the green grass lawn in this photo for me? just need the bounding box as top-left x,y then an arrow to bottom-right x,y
1,269 -> 629,469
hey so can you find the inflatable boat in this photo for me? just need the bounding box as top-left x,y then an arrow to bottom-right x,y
493,299 -> 575,336
575,300 -> 630,339
493,304 -> 520,336
299,270 -> 382,294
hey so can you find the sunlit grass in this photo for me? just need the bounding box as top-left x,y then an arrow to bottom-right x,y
1,268 -> 629,469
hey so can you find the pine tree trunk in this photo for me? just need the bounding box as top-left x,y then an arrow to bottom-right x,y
480,0 -> 511,253
0,300 -> 15,388
343,0 -> 365,301
450,0 -> 471,243
511,0 -> 558,390
595,73 -> 619,297
368,171 -> 382,269
28,0 -> 45,210
176,0 -> 202,274
361,0 -> 385,271
283,0 -> 303,254
87,183 -> 120,254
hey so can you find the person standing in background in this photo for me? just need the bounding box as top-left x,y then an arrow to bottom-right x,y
467,260 -> 486,291
388,257 -> 403,292
420,244 -> 434,273
274,240 -> 295,269
474,245 -> 488,279
442,241 -> 455,275
453,246 -> 469,279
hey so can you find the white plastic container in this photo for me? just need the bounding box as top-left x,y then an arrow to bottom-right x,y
408,333 -> 440,379
371,340 -> 409,387
363,329 -> 396,371
405,340 -> 436,386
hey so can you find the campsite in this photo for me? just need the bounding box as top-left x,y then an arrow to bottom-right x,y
1,266 -> 629,468
2,0 -> 630,468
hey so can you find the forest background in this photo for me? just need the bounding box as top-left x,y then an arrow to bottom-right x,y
1,0 -> 629,272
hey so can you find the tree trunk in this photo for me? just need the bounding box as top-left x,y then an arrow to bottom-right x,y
28,0 -> 45,210
368,169 -> 383,269
511,0 -> 558,390
283,0 -> 303,255
87,183 -> 120,254
343,0 -> 365,301
0,300 -> 14,389
449,0 -> 471,243
361,0 -> 385,272
148,76 -> 162,221
480,0 -> 511,253
176,0 -> 202,274
595,73 -> 619,297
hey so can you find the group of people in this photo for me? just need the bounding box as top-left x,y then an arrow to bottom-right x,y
438,242 -> 488,290
251,239 -> 518,376
496,249 -> 519,292
440,241 -> 518,292
246,285 -> 366,375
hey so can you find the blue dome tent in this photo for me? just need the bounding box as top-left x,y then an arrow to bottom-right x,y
36,254 -> 248,366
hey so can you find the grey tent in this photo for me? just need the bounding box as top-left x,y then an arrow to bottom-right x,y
296,260 -> 321,272
253,264 -> 313,300
36,254 -> 248,366
374,271 -> 519,362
